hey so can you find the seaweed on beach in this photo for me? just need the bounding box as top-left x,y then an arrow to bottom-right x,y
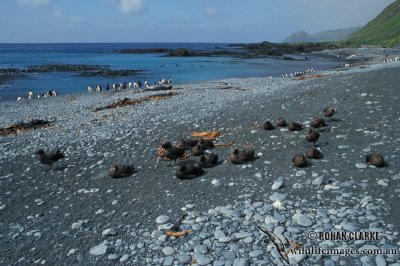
218,85 -> 246,91
0,119 -> 54,136
294,73 -> 339,80
94,92 -> 178,112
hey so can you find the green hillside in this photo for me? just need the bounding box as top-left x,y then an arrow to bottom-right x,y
348,0 -> 400,46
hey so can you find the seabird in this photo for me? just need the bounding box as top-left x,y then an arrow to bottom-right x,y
176,165 -> 204,180
276,117 -> 287,127
230,148 -> 255,164
198,138 -> 214,150
108,164 -> 135,178
198,153 -> 219,168
288,122 -> 303,131
176,139 -> 199,150
310,116 -> 327,131
366,153 -> 386,167
292,154 -> 308,168
36,149 -> 65,168
160,141 -> 185,166
262,121 -> 274,130
323,107 -> 336,120
191,144 -> 205,156
305,147 -> 323,159
305,129 -> 320,147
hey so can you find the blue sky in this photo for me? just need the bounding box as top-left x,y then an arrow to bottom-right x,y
0,0 -> 395,43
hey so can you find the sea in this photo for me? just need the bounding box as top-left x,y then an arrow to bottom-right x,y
0,43 -> 343,102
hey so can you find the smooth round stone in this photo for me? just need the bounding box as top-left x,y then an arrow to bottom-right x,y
211,179 -> 222,187
355,163 -> 367,169
287,227 -> 301,234
214,230 -> 226,238
270,245 -> 282,259
114,239 -> 122,247
360,256 -> 371,264
102,228 -> 117,236
221,209 -> 240,217
323,259 -> 335,266
292,213 -> 313,227
313,176 -> 325,186
163,256 -> 174,266
224,251 -> 236,261
234,232 -> 251,239
177,254 -> 191,263
233,258 -> 249,266
272,177 -> 284,190
264,216 -> 278,224
194,245 -> 208,254
243,237 -> 254,244
381,244 -> 399,260
219,236 -> 232,243
274,226 -> 285,235
107,254 -> 120,260
196,216 -> 208,223
194,254 -> 211,265
151,230 -> 163,239
67,249 -> 76,256
288,253 -> 306,264
292,183 -> 303,189
378,179 -> 389,186
119,254 -> 129,262
156,215 -> 170,224
162,246 -> 175,256
192,224 -> 202,231
269,193 -> 286,201
90,242 -> 108,256
343,222 -> 360,231
295,170 -> 306,177
252,202 -> 263,208
213,261 -> 225,266
375,254 -> 387,266
249,250 -> 264,257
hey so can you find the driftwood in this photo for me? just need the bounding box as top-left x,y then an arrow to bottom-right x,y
0,119 -> 54,136
94,92 -> 178,112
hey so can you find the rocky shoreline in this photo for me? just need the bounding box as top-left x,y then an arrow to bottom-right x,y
116,41 -> 347,58
0,64 -> 143,78
0,56 -> 400,265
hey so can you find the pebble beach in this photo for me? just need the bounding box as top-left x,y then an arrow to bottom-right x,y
1,49 -> 400,265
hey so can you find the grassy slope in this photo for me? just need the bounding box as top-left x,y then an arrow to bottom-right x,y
348,0 -> 400,46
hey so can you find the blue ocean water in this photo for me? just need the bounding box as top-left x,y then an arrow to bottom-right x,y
0,43 -> 342,102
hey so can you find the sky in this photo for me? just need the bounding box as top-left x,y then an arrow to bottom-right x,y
0,0 -> 395,43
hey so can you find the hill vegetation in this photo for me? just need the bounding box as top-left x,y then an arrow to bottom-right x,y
347,0 -> 400,46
